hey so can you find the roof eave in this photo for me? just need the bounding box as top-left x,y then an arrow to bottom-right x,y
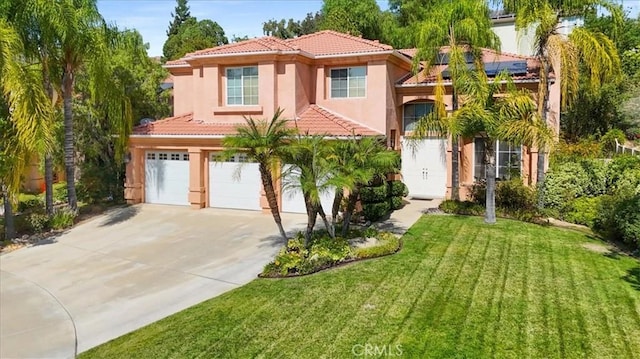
130,134 -> 227,139
395,78 -> 543,87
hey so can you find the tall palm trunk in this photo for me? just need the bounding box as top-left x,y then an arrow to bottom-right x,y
44,154 -> 54,215
62,69 -> 78,211
484,139 -> 496,224
259,163 -> 287,240
317,204 -> 334,238
536,61 -> 551,209
341,187 -> 360,237
303,193 -> 317,246
451,90 -> 460,201
331,189 -> 343,230
2,187 -> 16,240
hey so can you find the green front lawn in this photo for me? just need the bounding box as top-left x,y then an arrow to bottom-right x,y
81,216 -> 640,359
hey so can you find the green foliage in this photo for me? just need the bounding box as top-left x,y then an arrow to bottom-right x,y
163,17 -> 228,60
360,183 -> 387,203
390,196 -> 404,210
601,128 -> 627,155
320,0 -> 382,39
262,12 -> 322,39
606,155 -> 640,191
166,0 -> 192,37
594,194 -> 640,249
17,197 -> 43,213
308,236 -> 352,266
551,138 -> 603,163
362,202 -> 390,222
49,206 -> 77,230
541,162 -> 591,209
472,179 -> 536,211
26,212 -> 49,233
439,200 -> 485,216
563,197 -> 600,227
268,238 -> 309,276
352,232 -> 400,259
389,180 -> 408,197
53,182 -> 67,204
77,160 -> 125,204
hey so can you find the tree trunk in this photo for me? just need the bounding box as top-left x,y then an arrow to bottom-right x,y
451,90 -> 460,201
2,187 -> 16,240
341,187 -> 359,237
331,189 -> 343,229
537,61 -> 551,209
44,154 -> 54,216
304,192 -> 317,246
259,162 -> 287,240
484,140 -> 496,224
62,69 -> 78,211
317,204 -> 334,238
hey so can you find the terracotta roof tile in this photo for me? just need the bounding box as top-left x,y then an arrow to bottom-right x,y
286,30 -> 392,56
397,47 -> 542,85
164,59 -> 188,66
293,105 -> 382,136
132,106 -> 383,137
187,37 -> 298,57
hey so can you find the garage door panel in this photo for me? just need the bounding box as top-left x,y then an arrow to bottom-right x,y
209,155 -> 261,211
144,151 -> 190,206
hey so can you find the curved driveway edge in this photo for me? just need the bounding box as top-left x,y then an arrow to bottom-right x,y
0,270 -> 76,359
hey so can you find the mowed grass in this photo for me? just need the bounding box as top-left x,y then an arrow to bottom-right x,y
81,216 -> 640,359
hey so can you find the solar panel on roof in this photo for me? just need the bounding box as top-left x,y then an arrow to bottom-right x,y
440,61 -> 528,78
435,52 -> 474,65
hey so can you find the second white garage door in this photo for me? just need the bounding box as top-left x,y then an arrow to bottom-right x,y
209,153 -> 262,211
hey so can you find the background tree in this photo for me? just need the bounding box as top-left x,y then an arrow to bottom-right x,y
320,0 -> 382,39
497,0 -> 621,199
222,109 -> 294,240
163,17 -> 228,60
413,0 -> 500,201
261,12 -> 322,39
230,34 -> 249,43
167,0 -> 191,37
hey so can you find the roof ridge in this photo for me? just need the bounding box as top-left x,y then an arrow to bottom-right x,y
482,47 -> 536,61
287,30 -> 392,50
313,105 -> 382,135
258,36 -> 299,50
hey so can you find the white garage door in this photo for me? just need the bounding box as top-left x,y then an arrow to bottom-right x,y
145,151 -> 190,205
281,164 -> 336,214
401,137 -> 447,199
209,153 -> 262,211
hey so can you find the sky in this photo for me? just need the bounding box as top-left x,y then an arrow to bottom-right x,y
98,0 -> 640,57
97,0 -> 388,57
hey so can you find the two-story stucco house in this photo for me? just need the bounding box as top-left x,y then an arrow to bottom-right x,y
124,30 -> 560,212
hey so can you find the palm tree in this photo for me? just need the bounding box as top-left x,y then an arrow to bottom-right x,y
282,134 -> 335,243
413,0 -> 501,201
223,108 -> 294,241
499,0 -> 621,203
327,136 -> 399,236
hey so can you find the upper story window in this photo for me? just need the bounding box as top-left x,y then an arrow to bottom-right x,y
403,102 -> 433,132
226,66 -> 258,106
474,138 -> 522,180
330,66 -> 366,98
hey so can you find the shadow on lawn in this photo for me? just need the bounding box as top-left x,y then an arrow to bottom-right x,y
623,267 -> 640,291
99,206 -> 140,227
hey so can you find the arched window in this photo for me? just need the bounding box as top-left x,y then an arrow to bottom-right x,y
403,102 -> 433,132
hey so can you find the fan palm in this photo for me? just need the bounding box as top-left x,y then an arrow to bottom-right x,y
498,0 -> 621,203
412,0 -> 500,201
223,108 -> 294,241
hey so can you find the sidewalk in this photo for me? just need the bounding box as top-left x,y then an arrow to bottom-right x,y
373,198 -> 442,235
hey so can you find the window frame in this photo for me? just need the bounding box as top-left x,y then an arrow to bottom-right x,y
329,66 -> 367,99
473,138 -> 522,180
226,66 -> 259,106
402,102 -> 435,133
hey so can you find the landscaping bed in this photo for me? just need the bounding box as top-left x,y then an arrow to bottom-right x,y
260,228 -> 401,278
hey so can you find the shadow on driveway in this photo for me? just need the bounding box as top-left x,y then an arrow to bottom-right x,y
99,206 -> 140,227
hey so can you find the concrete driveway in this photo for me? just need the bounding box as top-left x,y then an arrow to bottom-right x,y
0,205 -> 307,358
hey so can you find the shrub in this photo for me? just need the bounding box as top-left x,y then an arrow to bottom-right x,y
268,238 -> 308,276
601,129 -> 627,156
360,184 -> 387,203
353,232 -> 400,259
551,138 -> 602,164
308,236 -> 352,266
362,202 -> 391,221
49,207 -> 77,230
578,159 -> 607,197
611,168 -> 640,195
563,197 -> 600,227
495,179 -> 536,210
18,197 -> 44,213
541,162 -> 590,209
612,194 -> 640,248
53,182 -> 68,204
439,200 -> 484,216
27,213 -> 50,233
606,155 -> 640,190
390,196 -> 404,210
388,180 -> 409,197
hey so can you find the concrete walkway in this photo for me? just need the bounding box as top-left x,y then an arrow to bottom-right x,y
0,199 -> 438,358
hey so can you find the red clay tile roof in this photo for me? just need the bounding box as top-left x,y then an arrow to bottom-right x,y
397,48 -> 417,58
398,47 -> 542,85
285,30 -> 393,56
132,106 -> 383,137
293,105 -> 382,136
189,37 -> 299,57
